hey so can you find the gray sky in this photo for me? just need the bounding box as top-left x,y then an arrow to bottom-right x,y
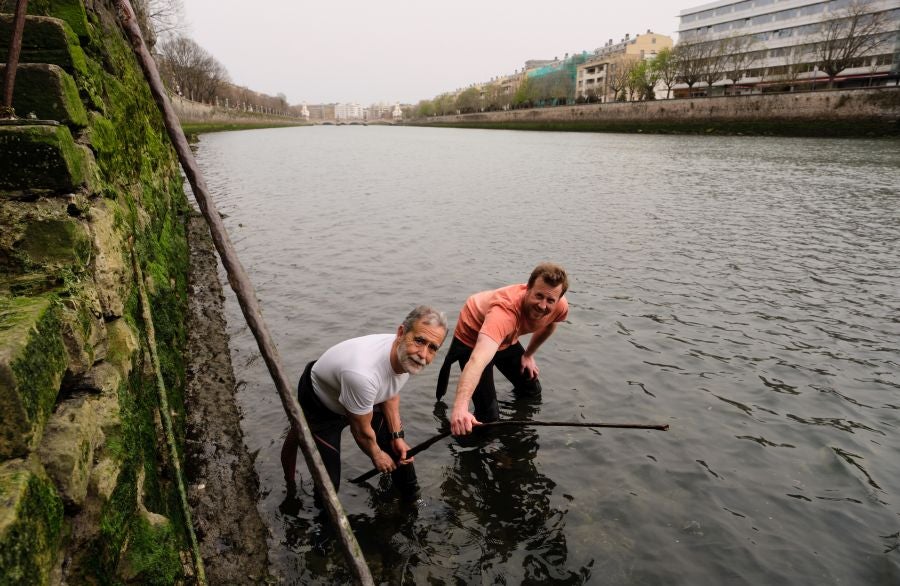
182,0 -> 693,106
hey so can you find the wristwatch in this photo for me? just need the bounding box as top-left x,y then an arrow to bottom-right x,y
390,429 -> 405,439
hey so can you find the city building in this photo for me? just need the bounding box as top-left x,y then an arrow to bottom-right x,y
576,31 -> 674,101
305,104 -> 336,121
334,103 -> 364,120
676,0 -> 900,95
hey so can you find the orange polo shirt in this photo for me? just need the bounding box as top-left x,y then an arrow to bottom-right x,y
454,284 -> 568,350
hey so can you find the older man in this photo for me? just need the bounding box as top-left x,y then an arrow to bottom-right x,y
282,305 -> 447,500
436,263 -> 569,436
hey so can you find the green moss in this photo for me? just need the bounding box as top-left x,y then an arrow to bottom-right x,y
0,124 -> 86,191
0,63 -> 88,126
20,218 -> 92,269
26,0 -> 90,39
0,460 -> 64,586
1,1 -> 193,581
8,298 -> 65,422
0,14 -> 87,75
120,514 -> 182,585
0,295 -> 66,459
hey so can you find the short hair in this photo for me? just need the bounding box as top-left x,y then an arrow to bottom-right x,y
402,305 -> 448,334
527,263 -> 569,296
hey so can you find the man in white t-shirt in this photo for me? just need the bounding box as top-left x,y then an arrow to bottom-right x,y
281,306 -> 447,501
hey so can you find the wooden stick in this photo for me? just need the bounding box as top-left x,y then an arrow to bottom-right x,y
113,3 -> 374,584
350,420 -> 669,484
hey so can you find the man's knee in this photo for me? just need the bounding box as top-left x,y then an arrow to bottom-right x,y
513,378 -> 542,397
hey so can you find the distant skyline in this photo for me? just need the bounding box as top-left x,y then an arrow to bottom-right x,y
181,0 -> 695,106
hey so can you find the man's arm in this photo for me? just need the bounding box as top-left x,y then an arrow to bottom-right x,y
380,395 -> 413,463
521,322 -> 557,379
347,411 -> 396,473
450,333 -> 500,435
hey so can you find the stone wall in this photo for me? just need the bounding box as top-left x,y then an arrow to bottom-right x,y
1,1 -> 194,583
413,87 -> 900,136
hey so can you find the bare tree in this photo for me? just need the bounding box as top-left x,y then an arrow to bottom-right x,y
698,39 -> 730,96
606,55 -> 637,102
674,41 -> 706,93
722,36 -> 759,95
157,35 -> 229,102
814,0 -> 890,88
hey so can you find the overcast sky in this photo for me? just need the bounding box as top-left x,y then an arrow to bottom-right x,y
181,0 -> 696,106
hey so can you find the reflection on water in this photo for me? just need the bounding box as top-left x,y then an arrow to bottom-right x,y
192,126 -> 900,585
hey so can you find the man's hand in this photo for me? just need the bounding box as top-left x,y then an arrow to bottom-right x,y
520,354 -> 539,380
450,407 -> 481,436
392,438 -> 414,464
372,449 -> 396,473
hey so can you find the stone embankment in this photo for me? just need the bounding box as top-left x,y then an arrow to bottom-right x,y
1,1 -> 266,583
413,87 -> 900,137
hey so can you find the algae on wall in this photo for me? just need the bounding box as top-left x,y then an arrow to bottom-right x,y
0,0 -> 195,582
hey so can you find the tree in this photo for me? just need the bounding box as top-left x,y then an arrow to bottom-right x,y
722,36 -> 759,95
606,55 -> 636,102
414,99 -> 434,117
132,0 -> 185,48
513,77 -> 537,108
698,39 -> 729,96
653,47 -> 678,99
455,87 -> 481,113
674,41 -> 706,92
814,0 -> 890,88
626,60 -> 647,100
157,35 -> 229,102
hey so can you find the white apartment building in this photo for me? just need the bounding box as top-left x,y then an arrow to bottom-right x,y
334,103 -> 364,120
677,0 -> 900,93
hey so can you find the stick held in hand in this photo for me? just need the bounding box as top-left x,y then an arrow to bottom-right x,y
350,419 -> 669,484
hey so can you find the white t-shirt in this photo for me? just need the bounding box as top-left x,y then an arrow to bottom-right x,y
310,334 -> 408,416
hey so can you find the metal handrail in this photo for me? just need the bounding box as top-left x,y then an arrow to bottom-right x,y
1,0 -> 28,119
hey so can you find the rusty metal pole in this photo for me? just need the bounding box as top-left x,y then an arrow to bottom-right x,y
113,2 -> 374,584
1,0 -> 28,119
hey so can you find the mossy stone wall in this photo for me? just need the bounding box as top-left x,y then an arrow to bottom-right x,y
0,1 -> 194,583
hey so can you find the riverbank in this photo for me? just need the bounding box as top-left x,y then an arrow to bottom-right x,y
409,87 -> 900,137
184,214 -> 271,583
173,94 -> 307,138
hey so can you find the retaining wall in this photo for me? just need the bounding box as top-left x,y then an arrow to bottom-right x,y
1,1 -> 195,582
414,88 -> 900,136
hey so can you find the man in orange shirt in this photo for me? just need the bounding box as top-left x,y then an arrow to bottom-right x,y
436,263 -> 569,436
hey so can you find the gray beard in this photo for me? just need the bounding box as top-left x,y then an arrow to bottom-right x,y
397,344 -> 424,375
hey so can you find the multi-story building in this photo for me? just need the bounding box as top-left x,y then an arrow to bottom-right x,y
576,31 -> 674,101
334,103 -> 364,120
305,104 -> 336,121
676,0 -> 899,94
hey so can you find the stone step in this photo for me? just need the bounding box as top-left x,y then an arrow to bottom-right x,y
0,63 -> 87,127
0,294 -> 67,460
0,122 -> 90,191
0,458 -> 64,585
0,14 -> 87,75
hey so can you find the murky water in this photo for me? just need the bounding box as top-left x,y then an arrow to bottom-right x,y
192,126 -> 900,584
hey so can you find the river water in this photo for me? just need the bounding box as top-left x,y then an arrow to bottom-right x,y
192,125 -> 900,585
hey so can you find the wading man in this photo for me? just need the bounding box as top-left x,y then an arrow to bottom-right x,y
436,263 -> 569,436
281,306 -> 448,501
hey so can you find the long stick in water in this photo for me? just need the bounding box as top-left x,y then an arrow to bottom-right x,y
350,420 -> 669,484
